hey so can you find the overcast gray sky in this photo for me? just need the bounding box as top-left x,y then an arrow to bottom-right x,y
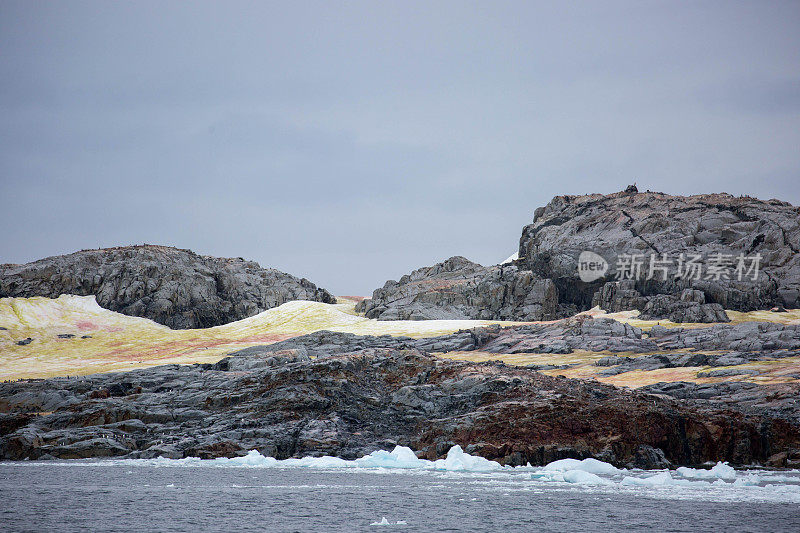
1,1 -> 798,295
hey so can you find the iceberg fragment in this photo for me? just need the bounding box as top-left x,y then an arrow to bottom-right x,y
356,446 -> 424,469
562,470 -> 608,485
676,461 -> 736,480
543,458 -> 621,475
370,517 -> 406,526
620,471 -> 675,486
431,445 -> 503,472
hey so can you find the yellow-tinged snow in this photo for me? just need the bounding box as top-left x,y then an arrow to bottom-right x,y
0,295 -> 519,380
1,295 -> 798,383
578,306 -> 800,329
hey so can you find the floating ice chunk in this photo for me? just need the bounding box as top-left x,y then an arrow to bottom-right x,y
370,517 -> 406,526
530,471 -> 562,481
764,483 -> 800,493
543,458 -> 621,475
356,446 -> 424,469
733,474 -> 760,487
431,445 -> 503,472
708,461 -> 737,480
620,471 -> 675,486
562,470 -> 608,485
224,449 -> 279,467
676,462 -> 736,480
280,455 -> 352,468
756,472 -> 800,483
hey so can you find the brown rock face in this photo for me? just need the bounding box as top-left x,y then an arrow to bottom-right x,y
0,245 -> 335,329
519,191 -> 800,312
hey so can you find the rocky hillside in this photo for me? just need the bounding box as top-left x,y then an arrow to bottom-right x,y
0,245 -> 334,329
356,256 -> 558,321
360,189 -> 798,322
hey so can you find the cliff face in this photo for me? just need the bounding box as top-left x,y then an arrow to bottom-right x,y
0,245 -> 335,329
520,191 -> 800,312
355,256 -> 558,321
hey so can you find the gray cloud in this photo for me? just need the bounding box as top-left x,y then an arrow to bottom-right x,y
1,1 -> 799,295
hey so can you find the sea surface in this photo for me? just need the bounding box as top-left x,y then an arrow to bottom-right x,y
2,449 -> 800,532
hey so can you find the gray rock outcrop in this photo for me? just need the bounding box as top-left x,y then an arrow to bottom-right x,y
0,245 -> 335,329
592,281 -> 730,322
356,256 -> 558,321
357,190 -> 797,323
520,191 -> 800,312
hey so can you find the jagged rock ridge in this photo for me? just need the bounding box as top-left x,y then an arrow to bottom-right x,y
0,245 -> 335,329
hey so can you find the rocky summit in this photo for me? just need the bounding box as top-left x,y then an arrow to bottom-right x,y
360,190 -> 799,322
521,190 -> 800,315
0,245 -> 334,329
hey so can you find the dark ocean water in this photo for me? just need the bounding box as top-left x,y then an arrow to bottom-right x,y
2,462 -> 800,532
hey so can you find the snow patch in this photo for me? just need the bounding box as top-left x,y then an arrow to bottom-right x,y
501,252 -> 519,264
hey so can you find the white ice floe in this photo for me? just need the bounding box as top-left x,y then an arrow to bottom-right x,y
44,446 -> 800,503
126,445 -> 503,473
562,470 -> 609,485
543,458 -> 622,475
676,462 -> 736,480
370,517 -> 406,526
356,446 -> 428,469
620,471 -> 676,487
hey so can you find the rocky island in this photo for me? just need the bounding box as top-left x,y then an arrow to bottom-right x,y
1,189 -> 799,470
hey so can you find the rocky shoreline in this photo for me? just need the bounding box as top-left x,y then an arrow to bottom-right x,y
2,316 -> 800,468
